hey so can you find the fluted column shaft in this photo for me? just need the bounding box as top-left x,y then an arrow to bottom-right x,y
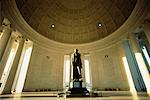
0,18 -> 11,61
1,36 -> 25,94
0,32 -> 14,80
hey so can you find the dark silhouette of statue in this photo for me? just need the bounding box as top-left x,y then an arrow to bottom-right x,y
72,49 -> 82,81
68,49 -> 89,97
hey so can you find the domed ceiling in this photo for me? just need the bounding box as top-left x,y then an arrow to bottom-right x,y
15,0 -> 137,44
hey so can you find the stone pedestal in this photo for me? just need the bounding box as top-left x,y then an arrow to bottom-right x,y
67,80 -> 89,97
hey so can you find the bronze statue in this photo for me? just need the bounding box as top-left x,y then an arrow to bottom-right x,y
72,49 -> 82,81
68,49 -> 89,96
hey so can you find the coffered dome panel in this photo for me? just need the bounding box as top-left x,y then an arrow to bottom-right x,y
15,0 -> 137,44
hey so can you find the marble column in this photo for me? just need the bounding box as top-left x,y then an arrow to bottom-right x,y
0,0 -> 2,26
1,36 -> 25,94
81,54 -> 86,88
130,32 -> 150,94
0,32 -> 14,80
69,54 -> 73,88
14,40 -> 33,93
122,33 -> 146,92
0,18 -> 11,61
129,33 -> 150,93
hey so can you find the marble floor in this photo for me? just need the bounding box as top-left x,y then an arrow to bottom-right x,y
0,96 -> 150,100
0,91 -> 150,100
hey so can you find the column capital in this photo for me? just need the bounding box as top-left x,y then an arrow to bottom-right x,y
128,32 -> 140,53
142,17 -> 150,44
143,19 -> 150,28
144,19 -> 150,24
2,18 -> 11,27
16,35 -> 24,40
13,35 -> 26,44
1,18 -> 12,35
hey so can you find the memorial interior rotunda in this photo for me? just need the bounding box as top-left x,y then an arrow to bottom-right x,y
0,0 -> 150,99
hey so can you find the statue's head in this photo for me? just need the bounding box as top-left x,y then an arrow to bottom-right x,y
74,49 -> 78,53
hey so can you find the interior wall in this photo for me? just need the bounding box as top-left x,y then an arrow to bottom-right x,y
90,42 -> 129,91
23,41 -> 129,91
23,44 -> 64,91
